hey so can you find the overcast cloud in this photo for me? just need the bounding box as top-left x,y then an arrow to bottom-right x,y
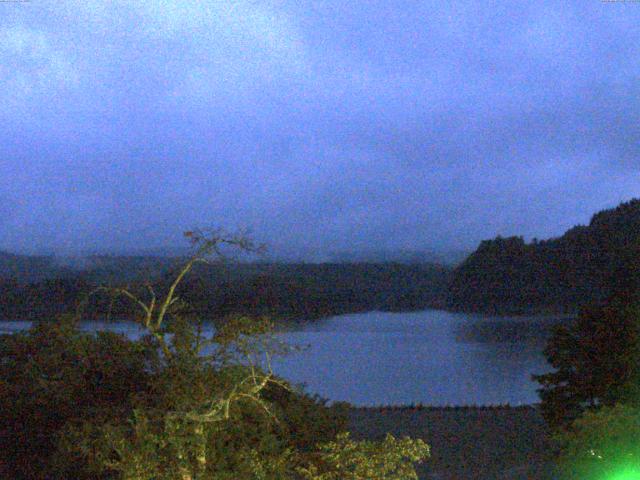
1,0 -> 639,256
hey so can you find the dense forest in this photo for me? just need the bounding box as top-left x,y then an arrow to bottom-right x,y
0,257 -> 450,322
447,198 -> 640,314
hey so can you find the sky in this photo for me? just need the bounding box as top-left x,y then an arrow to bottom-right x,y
1,0 -> 639,257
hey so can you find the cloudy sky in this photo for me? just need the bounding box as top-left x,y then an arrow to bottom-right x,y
1,1 -> 639,256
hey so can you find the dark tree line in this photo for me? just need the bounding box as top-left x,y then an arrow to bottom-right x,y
447,198 -> 640,314
0,262 -> 451,322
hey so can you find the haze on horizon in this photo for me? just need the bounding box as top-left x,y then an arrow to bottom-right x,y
1,1 -> 639,258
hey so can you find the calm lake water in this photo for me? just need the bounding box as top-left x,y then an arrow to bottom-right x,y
0,310 -> 566,406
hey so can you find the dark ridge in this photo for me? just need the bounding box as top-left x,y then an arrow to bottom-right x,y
0,261 -> 451,322
446,198 -> 640,315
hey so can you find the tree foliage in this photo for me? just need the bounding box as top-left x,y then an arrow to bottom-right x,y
0,317 -> 157,479
0,229 -> 430,479
296,432 -> 430,480
448,198 -> 640,314
533,296 -> 640,431
554,404 -> 640,480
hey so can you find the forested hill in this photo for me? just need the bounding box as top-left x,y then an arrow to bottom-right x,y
446,199 -> 640,315
0,252 -> 73,283
0,261 -> 451,322
0,252 -> 176,284
173,262 -> 451,321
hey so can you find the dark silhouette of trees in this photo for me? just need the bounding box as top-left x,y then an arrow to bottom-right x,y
533,296 -> 640,431
447,198 -> 640,314
0,261 -> 450,322
0,317 -> 157,479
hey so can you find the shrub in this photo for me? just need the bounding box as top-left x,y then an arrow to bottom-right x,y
554,404 -> 640,480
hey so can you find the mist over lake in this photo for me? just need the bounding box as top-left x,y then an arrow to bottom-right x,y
1,310 -> 563,406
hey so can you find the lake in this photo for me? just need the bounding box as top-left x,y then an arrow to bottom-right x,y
0,309 -> 566,406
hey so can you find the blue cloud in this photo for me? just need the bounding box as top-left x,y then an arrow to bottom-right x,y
1,0 -> 639,255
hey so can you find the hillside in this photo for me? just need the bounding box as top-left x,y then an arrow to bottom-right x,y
446,198 -> 640,314
0,251 -> 74,283
174,262 -> 451,321
0,252 -> 175,284
0,260 -> 450,322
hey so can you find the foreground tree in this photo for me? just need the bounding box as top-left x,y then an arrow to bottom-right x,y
297,432 -> 429,480
533,292 -> 640,478
0,229 -> 430,479
533,296 -> 640,431
0,317 -> 156,479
